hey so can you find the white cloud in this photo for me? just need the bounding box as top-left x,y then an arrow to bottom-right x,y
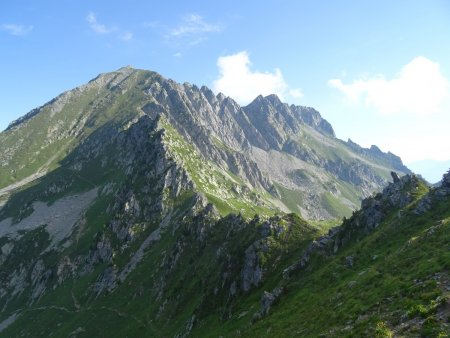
289,88 -> 304,99
173,52 -> 182,58
329,56 -> 450,115
1,24 -> 33,36
170,14 -> 222,37
87,12 -> 134,42
86,12 -> 115,34
212,51 -> 303,105
167,14 -> 222,45
379,129 -> 450,164
119,32 -> 133,41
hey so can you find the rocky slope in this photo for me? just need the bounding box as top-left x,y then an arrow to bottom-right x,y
0,66 -> 409,220
0,67 -> 437,338
239,170 -> 450,337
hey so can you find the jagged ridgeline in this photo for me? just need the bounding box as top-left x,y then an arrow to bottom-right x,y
2,67 -> 447,337
0,66 -> 409,220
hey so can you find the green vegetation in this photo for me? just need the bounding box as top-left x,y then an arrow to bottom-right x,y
0,212 -> 320,337
2,173 -> 448,337
192,183 -> 450,337
161,117 -> 278,219
272,182 -> 303,214
321,191 -> 352,219
0,68 -> 154,190
0,67 -> 445,338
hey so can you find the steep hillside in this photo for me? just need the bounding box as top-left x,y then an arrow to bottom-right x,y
224,172 -> 450,337
0,67 -> 435,338
1,156 -> 448,337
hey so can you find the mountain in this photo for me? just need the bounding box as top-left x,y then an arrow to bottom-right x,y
1,67 -> 445,337
0,66 -> 409,220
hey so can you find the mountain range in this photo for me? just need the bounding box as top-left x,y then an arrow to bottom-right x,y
0,67 -> 448,337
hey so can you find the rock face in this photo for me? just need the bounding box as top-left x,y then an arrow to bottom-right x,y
414,169 -> 450,214
258,286 -> 284,317
391,171 -> 401,183
437,170 -> 450,196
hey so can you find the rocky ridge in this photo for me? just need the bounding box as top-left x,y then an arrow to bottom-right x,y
0,66 -> 409,221
1,67 -> 440,337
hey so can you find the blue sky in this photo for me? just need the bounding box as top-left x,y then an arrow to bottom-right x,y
1,0 -> 450,182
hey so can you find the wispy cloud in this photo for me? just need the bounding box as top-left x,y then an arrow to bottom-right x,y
86,12 -> 116,34
1,24 -> 33,36
213,51 -> 303,105
329,56 -> 450,115
119,32 -> 133,41
167,14 -> 222,45
170,14 -> 222,37
142,21 -> 160,29
86,12 -> 134,43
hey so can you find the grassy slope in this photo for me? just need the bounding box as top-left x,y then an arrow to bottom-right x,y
297,127 -> 396,183
273,125 -> 402,219
0,212 -> 323,337
15,174 -> 436,338
3,119 -> 446,337
0,69 -> 152,190
193,182 -> 450,337
1,140 -> 448,337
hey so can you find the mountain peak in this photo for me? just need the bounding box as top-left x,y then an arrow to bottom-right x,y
119,64 -> 134,70
249,94 -> 265,104
246,94 -> 283,107
216,92 -> 227,101
264,94 -> 283,105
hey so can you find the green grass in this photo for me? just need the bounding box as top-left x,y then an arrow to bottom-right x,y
272,182 -> 303,215
2,174 -> 449,337
193,183 -> 450,337
321,191 -> 352,219
0,210 -> 320,337
0,68 -> 157,190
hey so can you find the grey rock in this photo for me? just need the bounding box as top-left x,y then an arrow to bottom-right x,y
441,169 -> 450,188
30,259 -> 52,301
414,195 -> 433,215
0,312 -> 20,333
283,229 -> 335,279
93,265 -> 118,295
345,256 -> 354,268
8,265 -> 28,298
260,286 -> 284,317
434,169 -> 450,198
391,171 -> 400,183
241,244 -> 263,292
229,281 -> 237,297
1,242 -> 14,257
57,256 -> 77,284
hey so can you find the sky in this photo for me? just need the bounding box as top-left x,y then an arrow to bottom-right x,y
1,0 -> 450,183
